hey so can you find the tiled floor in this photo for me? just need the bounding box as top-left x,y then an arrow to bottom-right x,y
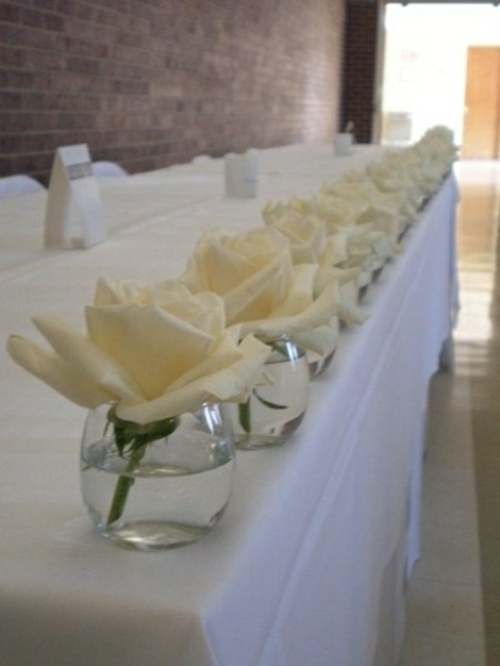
399,159 -> 500,666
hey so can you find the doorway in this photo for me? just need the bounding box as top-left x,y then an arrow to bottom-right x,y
461,46 -> 500,159
380,3 -> 500,148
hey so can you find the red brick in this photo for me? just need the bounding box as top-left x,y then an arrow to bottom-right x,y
0,0 -> 348,181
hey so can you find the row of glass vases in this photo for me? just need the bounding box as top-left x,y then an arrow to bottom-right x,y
80,335 -> 332,551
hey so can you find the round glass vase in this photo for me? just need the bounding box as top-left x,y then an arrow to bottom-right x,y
306,343 -> 337,379
80,403 -> 235,551
305,318 -> 339,379
223,336 -> 310,450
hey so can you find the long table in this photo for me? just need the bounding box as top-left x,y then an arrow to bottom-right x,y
0,144 -> 459,666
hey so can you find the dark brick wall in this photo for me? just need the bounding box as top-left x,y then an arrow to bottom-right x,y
341,0 -> 378,143
0,0 -> 345,184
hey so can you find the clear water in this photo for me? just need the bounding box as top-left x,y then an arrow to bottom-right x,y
225,341 -> 310,449
81,439 -> 235,550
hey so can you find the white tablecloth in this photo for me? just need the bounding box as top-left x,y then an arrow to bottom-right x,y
0,144 -> 459,666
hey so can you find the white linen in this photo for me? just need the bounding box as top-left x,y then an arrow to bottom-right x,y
0,144 -> 388,277
0,144 -> 458,666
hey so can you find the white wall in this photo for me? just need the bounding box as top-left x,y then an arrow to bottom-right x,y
381,3 -> 500,145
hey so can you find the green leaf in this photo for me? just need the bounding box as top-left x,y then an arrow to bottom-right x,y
238,399 -> 251,434
107,406 -> 178,458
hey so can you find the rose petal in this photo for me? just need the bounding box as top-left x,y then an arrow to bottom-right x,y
85,304 -> 217,400
32,315 -> 143,402
236,276 -> 341,341
7,335 -> 113,408
116,334 -> 271,423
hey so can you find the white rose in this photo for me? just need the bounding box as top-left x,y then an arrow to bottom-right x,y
7,282 -> 271,425
179,226 -> 341,354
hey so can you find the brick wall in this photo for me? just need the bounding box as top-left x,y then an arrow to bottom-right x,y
341,0 -> 378,143
0,0 -> 345,184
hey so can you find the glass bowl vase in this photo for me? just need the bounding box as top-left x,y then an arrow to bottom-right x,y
222,336 -> 309,450
80,403 -> 235,551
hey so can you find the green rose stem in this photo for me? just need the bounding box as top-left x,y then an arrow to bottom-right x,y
106,435 -> 148,526
238,399 -> 251,434
105,408 -> 179,527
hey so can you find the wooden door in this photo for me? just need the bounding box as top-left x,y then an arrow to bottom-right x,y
462,47 -> 500,159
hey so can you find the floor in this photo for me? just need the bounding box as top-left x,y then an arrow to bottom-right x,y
398,159 -> 500,666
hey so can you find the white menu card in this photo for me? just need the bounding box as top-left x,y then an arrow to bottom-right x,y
44,144 -> 106,249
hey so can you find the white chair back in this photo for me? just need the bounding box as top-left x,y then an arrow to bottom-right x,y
0,175 -> 45,199
191,155 -> 212,164
92,161 -> 128,178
